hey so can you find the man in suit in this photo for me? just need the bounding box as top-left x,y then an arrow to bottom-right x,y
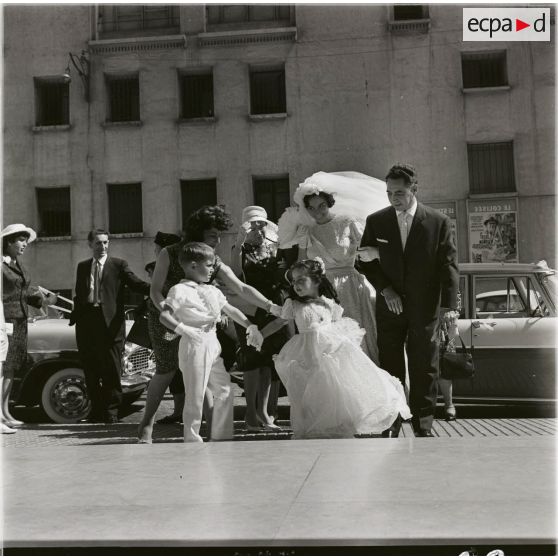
71,229 -> 150,423
359,163 -> 459,437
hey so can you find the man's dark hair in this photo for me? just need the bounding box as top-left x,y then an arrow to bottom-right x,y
303,191 -> 336,209
183,205 -> 233,242
385,163 -> 418,189
87,228 -> 109,243
179,242 -> 215,267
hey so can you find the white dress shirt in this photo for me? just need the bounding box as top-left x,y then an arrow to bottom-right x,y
89,254 -> 107,305
396,197 -> 418,249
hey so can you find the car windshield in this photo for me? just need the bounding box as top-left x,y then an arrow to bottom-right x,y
538,271 -> 557,306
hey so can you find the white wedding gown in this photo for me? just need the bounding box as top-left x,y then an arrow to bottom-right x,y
274,297 -> 411,439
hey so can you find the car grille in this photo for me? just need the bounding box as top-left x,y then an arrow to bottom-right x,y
123,345 -> 156,378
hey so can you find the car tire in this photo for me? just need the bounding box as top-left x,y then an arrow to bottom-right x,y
41,368 -> 92,424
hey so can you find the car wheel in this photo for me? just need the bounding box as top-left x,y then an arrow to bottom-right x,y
41,368 -> 92,424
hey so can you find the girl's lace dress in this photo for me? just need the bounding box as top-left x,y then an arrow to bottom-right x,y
274,297 -> 411,439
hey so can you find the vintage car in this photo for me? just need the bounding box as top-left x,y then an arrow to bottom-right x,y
453,261 -> 556,402
13,314 -> 155,424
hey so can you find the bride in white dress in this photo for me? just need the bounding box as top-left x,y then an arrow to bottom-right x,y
277,172 -> 390,363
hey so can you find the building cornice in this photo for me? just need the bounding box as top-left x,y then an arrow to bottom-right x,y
387,19 -> 431,34
197,27 -> 297,48
88,34 -> 186,54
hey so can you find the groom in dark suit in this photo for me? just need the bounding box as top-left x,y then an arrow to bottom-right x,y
70,229 -> 150,423
359,163 -> 458,437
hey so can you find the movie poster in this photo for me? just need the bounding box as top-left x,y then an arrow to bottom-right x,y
467,198 -> 518,263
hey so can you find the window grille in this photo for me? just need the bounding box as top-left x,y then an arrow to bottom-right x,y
462,51 -> 508,88
250,68 -> 286,115
179,73 -> 214,119
99,5 -> 180,33
253,177 -> 290,223
206,5 -> 291,25
107,183 -> 143,234
107,76 -> 140,122
180,179 -> 217,227
36,187 -> 71,237
393,5 -> 427,20
34,79 -> 69,126
467,142 -> 516,194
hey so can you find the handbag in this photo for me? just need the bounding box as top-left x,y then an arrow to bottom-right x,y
235,326 -> 289,372
440,331 -> 475,380
126,301 -> 152,349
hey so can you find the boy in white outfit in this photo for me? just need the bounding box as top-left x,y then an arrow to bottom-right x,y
159,242 -> 263,443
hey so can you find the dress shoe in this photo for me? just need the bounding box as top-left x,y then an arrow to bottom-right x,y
5,418 -> 23,427
105,415 -> 121,424
1,422 -> 17,434
415,429 -> 435,438
382,415 -> 402,438
445,405 -> 457,421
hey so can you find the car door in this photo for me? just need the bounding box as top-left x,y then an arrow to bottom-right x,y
453,273 -> 556,401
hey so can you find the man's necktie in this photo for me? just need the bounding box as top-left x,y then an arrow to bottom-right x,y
399,211 -> 411,250
93,260 -> 101,305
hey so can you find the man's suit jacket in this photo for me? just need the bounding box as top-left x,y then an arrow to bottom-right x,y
2,259 -> 44,320
360,202 -> 458,322
71,257 -> 150,341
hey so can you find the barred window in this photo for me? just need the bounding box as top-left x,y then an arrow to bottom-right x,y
180,179 -> 217,227
206,5 -> 291,25
34,78 -> 69,126
36,187 -> 71,237
467,142 -> 516,194
393,5 -> 428,20
107,183 -> 143,234
99,5 -> 180,35
250,68 -> 286,115
106,75 -> 140,122
462,51 -> 508,88
253,177 -> 290,223
179,73 -> 214,119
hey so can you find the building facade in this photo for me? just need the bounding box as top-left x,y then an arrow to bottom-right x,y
3,4 -> 555,298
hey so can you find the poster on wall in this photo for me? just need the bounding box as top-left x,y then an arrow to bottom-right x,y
467,198 -> 518,263
424,201 -> 458,252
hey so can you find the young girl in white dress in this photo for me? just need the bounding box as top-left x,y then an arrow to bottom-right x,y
271,258 -> 411,439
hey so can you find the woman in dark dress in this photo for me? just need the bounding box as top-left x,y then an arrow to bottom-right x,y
1,224 -> 56,430
231,206 -> 290,431
138,206 -> 282,443
143,232 -> 184,424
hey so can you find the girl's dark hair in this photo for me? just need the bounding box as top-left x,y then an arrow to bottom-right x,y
286,259 -> 339,304
183,205 -> 233,242
179,242 -> 215,267
303,191 -> 336,209
2,232 -> 30,254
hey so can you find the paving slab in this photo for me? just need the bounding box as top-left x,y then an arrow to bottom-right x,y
3,435 -> 555,550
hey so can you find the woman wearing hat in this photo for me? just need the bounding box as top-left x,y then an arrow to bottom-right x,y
1,224 -> 57,430
138,206 -> 285,443
230,206 -> 291,431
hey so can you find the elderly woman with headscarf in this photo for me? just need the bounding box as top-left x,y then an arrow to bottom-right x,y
1,224 -> 57,430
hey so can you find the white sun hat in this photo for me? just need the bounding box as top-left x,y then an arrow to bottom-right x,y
0,224 -> 37,243
240,206 -> 279,242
